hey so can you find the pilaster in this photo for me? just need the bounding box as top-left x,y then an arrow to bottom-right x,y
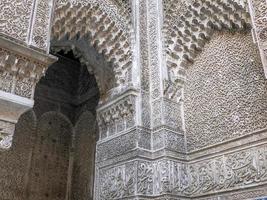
145,0 -> 186,154
94,0 -> 186,199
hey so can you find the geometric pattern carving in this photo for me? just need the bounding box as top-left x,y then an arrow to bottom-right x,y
97,91 -> 136,139
0,47 -> 47,99
52,0 -> 132,90
164,0 -> 251,85
96,143 -> 267,199
0,0 -> 34,43
1,1 -> 267,200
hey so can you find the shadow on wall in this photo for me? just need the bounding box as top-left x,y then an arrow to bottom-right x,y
0,50 -> 100,200
0,110 -> 36,200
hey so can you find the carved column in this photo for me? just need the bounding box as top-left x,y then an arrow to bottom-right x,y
94,0 -> 152,198
0,0 -> 57,149
147,0 -> 186,154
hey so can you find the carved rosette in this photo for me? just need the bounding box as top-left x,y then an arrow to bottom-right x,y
96,90 -> 137,139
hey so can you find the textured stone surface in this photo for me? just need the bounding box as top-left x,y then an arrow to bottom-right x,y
0,0 -> 34,43
0,110 -> 36,200
72,111 -> 97,200
27,112 -> 72,200
185,32 -> 267,151
0,1 -> 267,200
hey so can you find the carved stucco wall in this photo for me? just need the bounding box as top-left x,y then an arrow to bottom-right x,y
0,110 -> 36,200
185,31 -> 267,151
97,144 -> 267,199
0,0 -> 34,43
0,0 -> 54,52
51,0 -> 133,97
1,1 -> 267,199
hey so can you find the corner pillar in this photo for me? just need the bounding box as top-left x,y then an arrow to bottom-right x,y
94,0 -> 186,199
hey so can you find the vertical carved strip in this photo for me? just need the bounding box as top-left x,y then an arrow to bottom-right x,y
138,0 -> 151,128
29,0 -> 55,52
249,0 -> 267,76
148,0 -> 164,100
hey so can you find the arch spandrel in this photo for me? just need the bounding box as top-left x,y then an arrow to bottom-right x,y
51,0 -> 133,100
163,0 -> 252,98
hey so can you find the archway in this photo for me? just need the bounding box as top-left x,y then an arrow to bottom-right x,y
24,1 -> 134,199
24,48 -> 102,200
51,1 -> 133,97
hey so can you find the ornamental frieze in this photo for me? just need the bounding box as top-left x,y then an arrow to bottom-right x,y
97,90 -> 137,139
96,143 -> 267,199
0,47 -> 49,99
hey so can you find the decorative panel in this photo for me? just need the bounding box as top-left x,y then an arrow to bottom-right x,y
0,0 -> 34,43
30,0 -> 55,52
185,32 -> 267,151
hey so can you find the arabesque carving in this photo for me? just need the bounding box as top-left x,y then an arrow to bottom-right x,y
0,0 -> 34,43
164,0 -> 251,86
97,91 -> 136,139
0,120 -> 15,149
52,0 -> 133,89
96,143 -> 267,199
0,48 -> 49,99
1,0 -> 267,199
